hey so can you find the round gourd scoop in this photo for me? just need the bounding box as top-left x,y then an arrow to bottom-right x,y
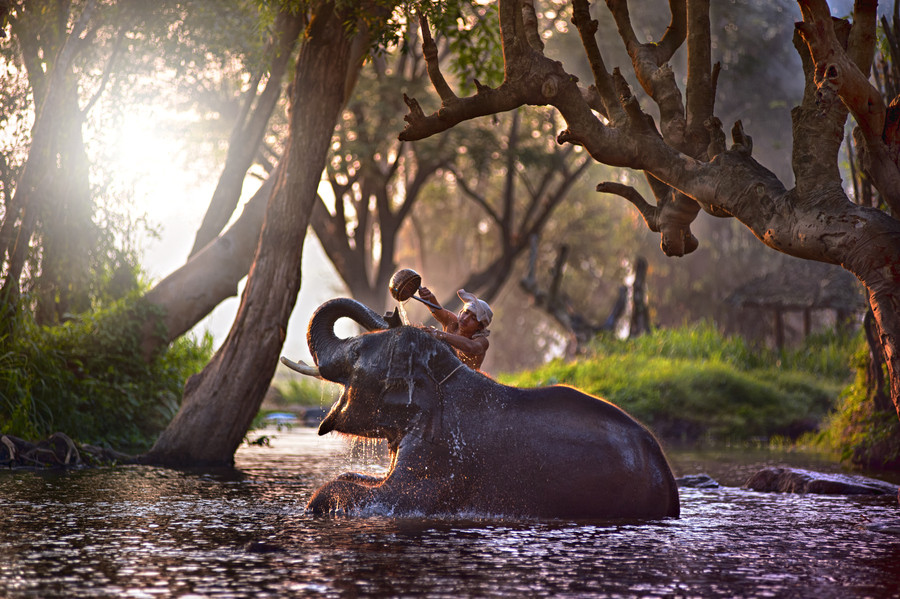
389,268 -> 441,310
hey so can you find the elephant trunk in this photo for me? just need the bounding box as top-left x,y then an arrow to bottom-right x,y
307,298 -> 388,382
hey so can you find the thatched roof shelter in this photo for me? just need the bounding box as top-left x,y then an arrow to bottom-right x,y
728,260 -> 866,348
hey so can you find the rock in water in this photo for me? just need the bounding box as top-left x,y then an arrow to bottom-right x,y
676,474 -> 720,489
743,467 -> 899,496
866,520 -> 900,535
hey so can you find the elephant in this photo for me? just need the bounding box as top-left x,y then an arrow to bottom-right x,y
286,297 -> 680,520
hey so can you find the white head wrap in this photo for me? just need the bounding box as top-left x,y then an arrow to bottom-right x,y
457,289 -> 493,328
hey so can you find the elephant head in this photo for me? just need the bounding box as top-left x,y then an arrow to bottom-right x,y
305,298 -> 462,445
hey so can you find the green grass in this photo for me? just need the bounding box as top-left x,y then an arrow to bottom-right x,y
500,323 -> 854,445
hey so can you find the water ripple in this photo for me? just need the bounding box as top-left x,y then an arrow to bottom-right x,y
0,428 -> 898,598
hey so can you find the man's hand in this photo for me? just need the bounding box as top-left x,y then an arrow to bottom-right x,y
418,286 -> 441,309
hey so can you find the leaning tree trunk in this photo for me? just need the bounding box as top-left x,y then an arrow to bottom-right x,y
138,173 -> 275,359
142,5 -> 364,467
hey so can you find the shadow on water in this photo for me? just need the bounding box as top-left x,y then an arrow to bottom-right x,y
1,427 -> 899,598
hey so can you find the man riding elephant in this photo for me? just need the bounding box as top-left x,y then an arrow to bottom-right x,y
418,287 -> 492,371
283,297 -> 681,520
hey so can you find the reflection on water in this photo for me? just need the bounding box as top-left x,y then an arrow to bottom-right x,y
1,428 -> 899,598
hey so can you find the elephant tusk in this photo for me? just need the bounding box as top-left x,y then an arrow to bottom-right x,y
280,356 -> 322,379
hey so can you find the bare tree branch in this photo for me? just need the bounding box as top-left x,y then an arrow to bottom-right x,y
596,181 -> 660,231
418,14 -> 456,103
684,0 -> 714,153
572,0 -> 625,123
797,1 -> 882,134
521,0 -> 545,52
605,0 -> 687,144
449,166 -> 504,224
797,0 -> 900,213
81,22 -> 126,117
657,0 -> 688,59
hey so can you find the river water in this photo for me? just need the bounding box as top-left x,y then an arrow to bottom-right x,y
1,427 -> 899,598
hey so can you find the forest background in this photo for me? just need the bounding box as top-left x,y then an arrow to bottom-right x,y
0,0 -> 895,467
140,0 -> 840,372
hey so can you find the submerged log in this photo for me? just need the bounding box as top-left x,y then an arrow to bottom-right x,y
0,432 -> 135,469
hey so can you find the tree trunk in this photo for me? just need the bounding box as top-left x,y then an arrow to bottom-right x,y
142,4 -> 364,467
864,309 -> 892,414
36,83 -> 96,324
629,257 -> 651,338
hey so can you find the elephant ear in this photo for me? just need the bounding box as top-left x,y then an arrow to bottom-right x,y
383,308 -> 403,329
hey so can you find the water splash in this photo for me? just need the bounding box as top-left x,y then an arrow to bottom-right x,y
448,420 -> 467,457
398,301 -> 410,325
319,379 -> 338,408
346,436 -> 390,477
406,349 -> 416,406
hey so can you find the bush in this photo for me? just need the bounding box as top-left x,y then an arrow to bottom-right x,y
805,341 -> 900,470
273,377 -> 340,406
0,295 -> 213,452
500,322 -> 854,445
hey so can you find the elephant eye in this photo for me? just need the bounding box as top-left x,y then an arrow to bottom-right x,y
347,345 -> 360,365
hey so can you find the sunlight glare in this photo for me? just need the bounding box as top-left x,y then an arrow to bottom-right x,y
110,109 -> 210,277
114,111 -> 203,220
105,108 -> 346,361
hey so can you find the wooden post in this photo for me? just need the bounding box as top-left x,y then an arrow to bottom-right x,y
774,308 -> 784,350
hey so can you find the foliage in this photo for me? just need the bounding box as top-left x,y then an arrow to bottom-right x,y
106,0 -> 273,174
415,1 -> 505,92
499,322 -> 855,444
805,341 -> 900,471
273,377 -> 339,406
0,296 -> 213,452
